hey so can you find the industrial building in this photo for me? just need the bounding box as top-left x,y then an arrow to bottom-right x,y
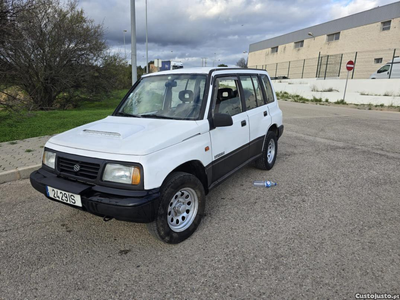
248,1 -> 400,79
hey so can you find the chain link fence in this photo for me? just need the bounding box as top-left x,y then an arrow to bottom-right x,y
249,48 -> 398,80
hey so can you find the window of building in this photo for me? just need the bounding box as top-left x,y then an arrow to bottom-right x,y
374,58 -> 383,64
381,20 -> 391,31
327,32 -> 340,42
271,46 -> 278,53
294,40 -> 304,48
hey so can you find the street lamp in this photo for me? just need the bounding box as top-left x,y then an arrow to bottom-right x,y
123,30 -> 127,60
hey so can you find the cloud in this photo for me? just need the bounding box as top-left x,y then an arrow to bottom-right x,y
77,0 -> 399,67
328,0 -> 392,19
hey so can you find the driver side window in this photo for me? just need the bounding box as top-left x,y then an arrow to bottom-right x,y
213,77 -> 242,117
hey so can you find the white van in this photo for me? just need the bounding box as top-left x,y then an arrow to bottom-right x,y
30,67 -> 284,243
370,57 -> 400,79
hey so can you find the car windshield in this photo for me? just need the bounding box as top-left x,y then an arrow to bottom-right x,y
377,65 -> 390,73
117,74 -> 207,120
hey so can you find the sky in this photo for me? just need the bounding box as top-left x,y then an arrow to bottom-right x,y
77,0 -> 399,67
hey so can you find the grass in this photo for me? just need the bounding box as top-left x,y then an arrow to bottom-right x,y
360,91 -> 400,97
374,103 -> 385,108
0,90 -> 128,143
275,91 -> 309,103
311,85 -> 339,92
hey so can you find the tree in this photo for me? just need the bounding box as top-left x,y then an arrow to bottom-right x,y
0,0 -> 117,110
236,58 -> 247,68
218,64 -> 228,67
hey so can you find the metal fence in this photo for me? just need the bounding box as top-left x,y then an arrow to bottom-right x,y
249,48 -> 398,80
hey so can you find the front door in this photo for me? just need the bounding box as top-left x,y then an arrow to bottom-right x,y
209,76 -> 249,183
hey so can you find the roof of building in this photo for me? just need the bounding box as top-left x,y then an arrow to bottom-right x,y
249,1 -> 400,53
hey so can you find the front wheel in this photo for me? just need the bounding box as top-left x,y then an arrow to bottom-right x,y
148,172 -> 205,244
255,131 -> 278,170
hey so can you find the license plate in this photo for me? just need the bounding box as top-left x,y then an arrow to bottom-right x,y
46,186 -> 82,207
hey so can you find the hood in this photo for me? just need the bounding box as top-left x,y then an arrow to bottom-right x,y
48,116 -> 203,155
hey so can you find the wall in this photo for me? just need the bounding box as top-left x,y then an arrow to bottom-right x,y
273,78 -> 400,106
248,17 -> 400,79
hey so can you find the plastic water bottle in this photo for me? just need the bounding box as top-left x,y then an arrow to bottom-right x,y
253,180 -> 277,188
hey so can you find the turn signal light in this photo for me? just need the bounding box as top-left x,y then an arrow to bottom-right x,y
131,167 -> 141,185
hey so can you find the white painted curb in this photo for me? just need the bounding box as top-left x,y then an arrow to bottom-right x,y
0,164 -> 41,184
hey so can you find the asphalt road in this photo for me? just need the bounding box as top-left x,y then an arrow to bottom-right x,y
1,101 -> 400,300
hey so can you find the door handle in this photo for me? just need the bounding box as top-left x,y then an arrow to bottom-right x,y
263,111 -> 268,116
241,120 -> 247,127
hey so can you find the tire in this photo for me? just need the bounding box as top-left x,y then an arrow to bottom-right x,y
147,172 -> 205,244
255,131 -> 278,170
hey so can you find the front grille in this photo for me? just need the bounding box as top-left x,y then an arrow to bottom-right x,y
58,156 -> 100,180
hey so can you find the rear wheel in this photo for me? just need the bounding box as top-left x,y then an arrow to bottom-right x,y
255,131 -> 278,170
148,172 -> 205,244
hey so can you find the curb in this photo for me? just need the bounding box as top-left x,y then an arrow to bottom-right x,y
0,164 -> 41,184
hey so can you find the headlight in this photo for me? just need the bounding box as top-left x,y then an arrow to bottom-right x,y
102,164 -> 141,185
43,151 -> 56,169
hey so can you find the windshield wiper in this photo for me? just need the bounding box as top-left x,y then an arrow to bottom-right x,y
116,112 -> 142,118
141,114 -> 177,120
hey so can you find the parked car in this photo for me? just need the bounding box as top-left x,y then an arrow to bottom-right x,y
370,57 -> 400,79
30,67 -> 284,243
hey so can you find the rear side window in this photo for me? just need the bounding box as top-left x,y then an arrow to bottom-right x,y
251,75 -> 265,105
213,77 -> 242,116
260,75 -> 275,103
240,76 -> 258,110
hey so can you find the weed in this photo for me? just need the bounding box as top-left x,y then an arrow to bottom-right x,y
325,98 -> 329,102
8,141 -> 17,145
311,96 -> 323,103
335,99 -> 347,105
25,149 -> 34,153
360,92 -> 382,96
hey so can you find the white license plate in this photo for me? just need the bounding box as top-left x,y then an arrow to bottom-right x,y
46,186 -> 82,207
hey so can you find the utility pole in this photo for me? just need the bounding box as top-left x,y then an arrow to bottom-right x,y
130,0 -> 137,84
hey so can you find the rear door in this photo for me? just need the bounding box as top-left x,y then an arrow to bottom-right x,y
209,76 -> 249,182
260,74 -> 280,128
239,74 -> 272,158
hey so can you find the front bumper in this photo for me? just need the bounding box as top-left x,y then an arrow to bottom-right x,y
30,168 -> 160,223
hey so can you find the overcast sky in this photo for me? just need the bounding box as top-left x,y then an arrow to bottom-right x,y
77,0 -> 398,67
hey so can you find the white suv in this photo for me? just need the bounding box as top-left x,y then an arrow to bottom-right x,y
30,67 -> 284,243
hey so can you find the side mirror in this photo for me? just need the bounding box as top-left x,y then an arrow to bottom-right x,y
213,113 -> 233,127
